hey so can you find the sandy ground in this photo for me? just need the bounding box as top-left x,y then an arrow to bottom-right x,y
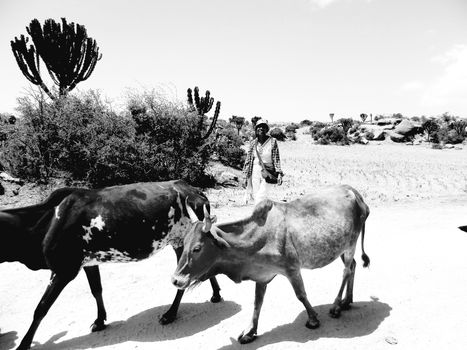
1,131 -> 467,350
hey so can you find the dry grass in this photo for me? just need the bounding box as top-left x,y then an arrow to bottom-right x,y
207,129 -> 467,209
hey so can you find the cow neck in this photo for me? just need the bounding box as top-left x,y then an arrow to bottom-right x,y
216,220 -> 267,254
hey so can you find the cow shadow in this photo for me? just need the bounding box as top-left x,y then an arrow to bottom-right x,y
0,331 -> 19,350
14,301 -> 240,350
218,297 -> 391,350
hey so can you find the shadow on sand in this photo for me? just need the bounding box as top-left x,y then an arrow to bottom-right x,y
5,301 -> 240,350
218,297 -> 392,350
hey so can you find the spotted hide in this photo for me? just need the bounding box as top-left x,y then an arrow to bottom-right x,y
0,180 -> 222,350
173,185 -> 370,344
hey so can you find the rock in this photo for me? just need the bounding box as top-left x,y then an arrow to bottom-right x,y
216,171 -> 239,187
388,131 -> 406,143
359,137 -> 369,145
372,130 -> 386,141
444,143 -> 454,149
394,119 -> 422,136
0,172 -> 24,185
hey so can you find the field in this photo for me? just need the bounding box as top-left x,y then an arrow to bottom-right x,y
1,129 -> 467,350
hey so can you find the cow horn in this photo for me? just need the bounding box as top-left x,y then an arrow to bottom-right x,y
185,197 -> 199,223
202,204 -> 212,233
211,227 -> 231,249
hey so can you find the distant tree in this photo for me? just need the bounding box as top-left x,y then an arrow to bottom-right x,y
421,119 -> 439,142
360,113 -> 368,123
11,18 -> 101,100
451,120 -> 467,137
329,113 -> 335,123
339,118 -> 354,134
229,115 -> 245,135
251,116 -> 261,128
270,127 -> 286,141
187,86 -> 221,140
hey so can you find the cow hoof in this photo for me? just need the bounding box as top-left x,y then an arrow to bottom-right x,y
159,313 -> 176,325
339,301 -> 351,311
238,331 -> 257,344
329,307 -> 341,318
91,320 -> 107,332
211,294 -> 223,303
306,318 -> 320,329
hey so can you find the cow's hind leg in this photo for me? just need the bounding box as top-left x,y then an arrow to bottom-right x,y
84,266 -> 107,332
329,250 -> 356,318
287,270 -> 320,329
17,273 -> 74,350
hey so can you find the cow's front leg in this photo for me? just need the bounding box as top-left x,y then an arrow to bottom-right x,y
160,289 -> 185,325
209,277 -> 222,303
287,270 -> 320,329
84,266 -> 107,331
238,282 -> 267,344
17,273 -> 73,350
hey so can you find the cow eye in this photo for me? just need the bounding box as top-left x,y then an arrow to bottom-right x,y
192,245 -> 201,253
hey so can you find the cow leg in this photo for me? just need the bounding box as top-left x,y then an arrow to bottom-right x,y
287,270 -> 320,329
340,259 -> 356,310
83,266 -> 107,332
160,247 -> 187,325
238,282 -> 268,344
209,277 -> 222,303
329,252 -> 355,318
17,273 -> 74,350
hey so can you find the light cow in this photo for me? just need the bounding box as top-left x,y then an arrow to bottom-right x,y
0,180 -> 222,350
173,185 -> 370,343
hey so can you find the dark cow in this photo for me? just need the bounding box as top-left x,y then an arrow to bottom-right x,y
459,226 -> 467,232
0,180 -> 222,350
172,185 -> 370,344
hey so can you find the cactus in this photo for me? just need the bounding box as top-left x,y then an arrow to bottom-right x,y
187,86 -> 221,140
11,18 -> 101,100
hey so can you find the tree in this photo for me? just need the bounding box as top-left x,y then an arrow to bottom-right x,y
360,113 -> 368,123
251,116 -> 261,128
187,87 -> 220,140
11,18 -> 101,100
329,113 -> 334,123
451,120 -> 467,137
229,115 -> 245,135
421,119 -> 439,142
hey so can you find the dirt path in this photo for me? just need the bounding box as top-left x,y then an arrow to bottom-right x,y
1,195 -> 467,350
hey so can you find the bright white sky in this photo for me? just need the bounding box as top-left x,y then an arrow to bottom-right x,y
1,0 -> 466,122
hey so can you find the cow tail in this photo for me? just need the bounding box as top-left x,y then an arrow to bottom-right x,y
361,222 -> 370,268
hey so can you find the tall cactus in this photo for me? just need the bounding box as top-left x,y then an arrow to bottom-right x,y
187,87 -> 221,140
11,18 -> 101,100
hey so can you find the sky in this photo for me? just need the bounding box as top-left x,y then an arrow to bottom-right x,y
0,0 -> 466,123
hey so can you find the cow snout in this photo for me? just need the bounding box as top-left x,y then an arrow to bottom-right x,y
172,274 -> 189,289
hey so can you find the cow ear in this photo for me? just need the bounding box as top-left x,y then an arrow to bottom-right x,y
210,227 -> 230,249
459,225 -> 467,232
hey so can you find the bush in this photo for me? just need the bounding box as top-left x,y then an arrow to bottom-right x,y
300,119 -> 313,127
285,123 -> 300,133
212,125 -> 246,169
270,127 -> 287,141
1,89 -> 218,188
313,125 -> 349,145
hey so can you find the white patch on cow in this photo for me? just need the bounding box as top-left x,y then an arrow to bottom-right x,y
168,206 -> 175,220
81,215 -> 106,243
151,225 -> 156,231
82,248 -> 137,266
55,206 -> 61,220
